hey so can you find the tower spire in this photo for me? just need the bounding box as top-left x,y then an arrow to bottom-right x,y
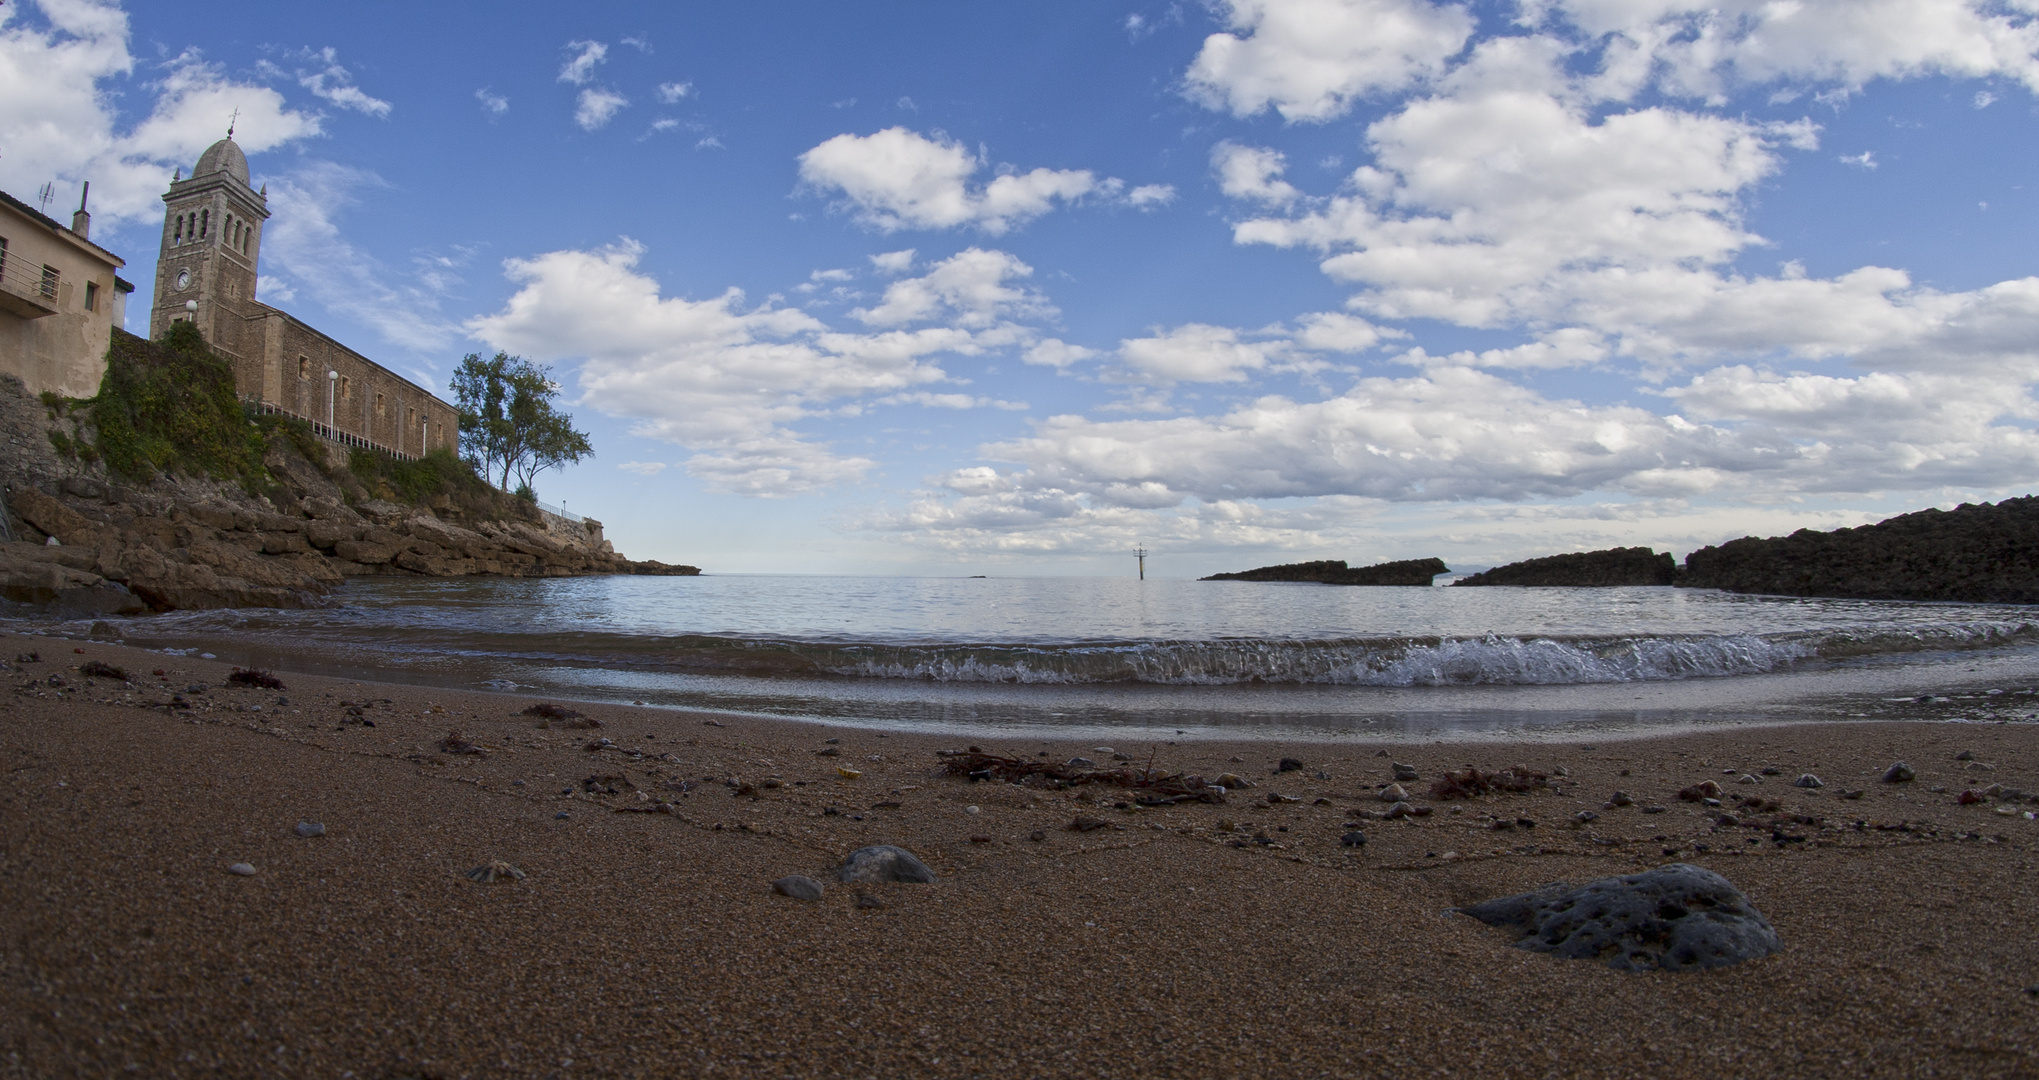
226,107 -> 239,139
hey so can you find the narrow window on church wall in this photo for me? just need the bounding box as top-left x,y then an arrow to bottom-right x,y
200,209 -> 208,238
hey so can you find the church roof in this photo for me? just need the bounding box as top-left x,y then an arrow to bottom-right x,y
193,137 -> 250,187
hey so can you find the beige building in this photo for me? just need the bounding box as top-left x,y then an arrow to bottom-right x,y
0,186 -> 133,399
150,136 -> 458,460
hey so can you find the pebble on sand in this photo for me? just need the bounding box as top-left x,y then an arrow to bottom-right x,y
1392,763 -> 1420,782
772,875 -> 825,901
838,844 -> 936,884
1460,864 -> 1781,973
293,821 -> 326,838
1884,762 -> 1917,783
1340,831 -> 1367,847
1379,784 -> 1409,803
1794,774 -> 1823,789
227,862 -> 257,876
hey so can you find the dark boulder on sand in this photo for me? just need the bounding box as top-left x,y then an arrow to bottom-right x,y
1202,557 -> 1449,586
1459,863 -> 1780,972
1679,496 -> 2039,603
1454,547 -> 1675,587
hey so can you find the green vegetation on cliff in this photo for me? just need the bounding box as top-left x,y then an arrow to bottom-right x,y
89,324 -> 267,485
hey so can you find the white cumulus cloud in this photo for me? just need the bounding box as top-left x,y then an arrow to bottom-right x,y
1185,0 -> 1477,122
798,127 -> 1146,234
558,40 -> 607,84
467,241 -> 1049,496
574,88 -> 628,131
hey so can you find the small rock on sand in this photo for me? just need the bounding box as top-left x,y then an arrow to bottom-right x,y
855,893 -> 885,910
1460,863 -> 1781,973
227,862 -> 257,876
1795,774 -> 1823,789
1605,791 -> 1634,807
1392,763 -> 1419,782
1956,750 -> 1975,761
293,821 -> 326,838
1066,757 -> 1096,767
1385,801 -> 1415,819
838,844 -> 935,884
1884,762 -> 1916,783
1278,758 -> 1305,773
772,875 -> 824,901
1340,831 -> 1367,847
1379,784 -> 1409,802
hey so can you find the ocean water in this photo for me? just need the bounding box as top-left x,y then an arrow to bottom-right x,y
21,575 -> 2039,739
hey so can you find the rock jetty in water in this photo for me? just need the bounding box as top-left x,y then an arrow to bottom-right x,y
1679,496 -> 2039,603
1201,557 -> 1449,586
1454,547 -> 1675,587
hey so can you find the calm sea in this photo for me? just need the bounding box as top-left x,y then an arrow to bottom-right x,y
22,575 -> 2039,740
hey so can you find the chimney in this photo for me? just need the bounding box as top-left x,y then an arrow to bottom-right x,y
70,182 -> 90,240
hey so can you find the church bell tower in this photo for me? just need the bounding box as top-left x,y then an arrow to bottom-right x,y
148,130 -> 269,359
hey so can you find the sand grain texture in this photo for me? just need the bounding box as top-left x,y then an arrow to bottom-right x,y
2,633 -> 2036,1078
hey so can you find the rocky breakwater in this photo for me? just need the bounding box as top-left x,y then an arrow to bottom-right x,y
1201,557 -> 1450,586
1454,547 -> 1676,587
1680,496 -> 2039,603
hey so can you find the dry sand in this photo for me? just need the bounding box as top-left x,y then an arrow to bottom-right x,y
3,630 -> 2037,1078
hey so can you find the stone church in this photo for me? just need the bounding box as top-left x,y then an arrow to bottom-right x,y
149,135 -> 457,460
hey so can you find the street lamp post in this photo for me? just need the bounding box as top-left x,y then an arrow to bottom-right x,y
326,370 -> 337,431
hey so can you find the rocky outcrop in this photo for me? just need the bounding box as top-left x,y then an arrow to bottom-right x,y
1202,557 -> 1450,586
1454,547 -> 1676,587
1,373 -> 697,614
1679,497 -> 2039,603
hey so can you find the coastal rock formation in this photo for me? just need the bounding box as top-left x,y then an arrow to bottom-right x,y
1460,863 -> 1780,972
1201,557 -> 1450,586
1679,497 -> 2039,602
1454,547 -> 1676,587
1,367 -> 695,614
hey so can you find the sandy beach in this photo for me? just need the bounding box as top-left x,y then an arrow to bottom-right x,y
4,629 -> 2038,1078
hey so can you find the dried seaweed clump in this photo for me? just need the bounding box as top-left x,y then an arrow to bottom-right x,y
523,702 -> 601,729
1430,766 -> 1549,800
228,668 -> 285,690
938,749 -> 1227,805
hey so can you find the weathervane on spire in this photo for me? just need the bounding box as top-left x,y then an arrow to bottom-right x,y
227,107 -> 239,139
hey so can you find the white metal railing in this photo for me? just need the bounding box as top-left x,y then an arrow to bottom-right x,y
246,399 -> 418,462
0,248 -> 58,309
535,498 -> 583,522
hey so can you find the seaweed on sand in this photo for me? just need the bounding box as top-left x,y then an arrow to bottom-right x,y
937,749 -> 1228,805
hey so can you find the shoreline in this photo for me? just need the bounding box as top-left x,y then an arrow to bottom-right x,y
5,629 -> 2039,1076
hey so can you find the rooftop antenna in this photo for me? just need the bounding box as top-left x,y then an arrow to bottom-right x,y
227,107 -> 239,139
1135,545 -> 1149,581
35,181 -> 54,215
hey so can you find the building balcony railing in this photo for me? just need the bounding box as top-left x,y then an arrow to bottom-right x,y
0,249 -> 59,319
245,399 -> 420,463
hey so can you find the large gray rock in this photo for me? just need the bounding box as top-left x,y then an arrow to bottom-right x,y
1459,863 -> 1780,972
838,844 -> 935,884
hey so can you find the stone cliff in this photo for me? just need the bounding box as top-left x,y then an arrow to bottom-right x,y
0,333 -> 696,615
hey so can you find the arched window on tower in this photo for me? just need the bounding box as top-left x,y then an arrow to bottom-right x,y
172,215 -> 182,244
200,209 -> 209,238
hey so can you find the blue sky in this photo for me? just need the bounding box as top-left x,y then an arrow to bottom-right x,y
7,0 -> 2039,576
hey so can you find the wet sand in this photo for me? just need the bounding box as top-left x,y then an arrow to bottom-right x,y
3,630 -> 2037,1078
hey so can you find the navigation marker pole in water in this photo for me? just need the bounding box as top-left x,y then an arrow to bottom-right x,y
1135,546 -> 1148,580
